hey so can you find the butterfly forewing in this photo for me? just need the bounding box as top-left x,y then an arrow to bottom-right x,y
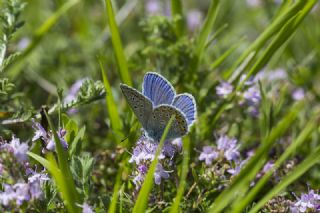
120,83 -> 153,129
173,94 -> 196,125
142,72 -> 175,107
146,104 -> 188,141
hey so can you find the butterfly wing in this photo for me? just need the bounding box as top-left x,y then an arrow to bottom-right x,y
120,83 -> 153,129
173,94 -> 196,126
146,104 -> 188,141
142,72 -> 175,107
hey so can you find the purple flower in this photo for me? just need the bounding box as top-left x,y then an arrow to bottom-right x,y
293,190 -> 320,212
133,173 -> 145,190
217,136 -> 234,150
270,68 -> 288,80
0,163 -> 3,176
129,137 -> 164,164
243,87 -> 261,105
247,106 -> 260,117
28,173 -> 49,200
64,78 -> 87,114
187,10 -> 202,31
163,140 -> 180,159
217,135 -> 239,161
292,88 -> 305,101
145,0 -> 161,15
8,137 -> 29,163
154,163 -> 170,185
240,74 -> 256,86
224,146 -> 240,161
262,161 -> 274,173
0,183 -> 31,206
32,119 -> 47,141
137,164 -> 148,174
171,138 -> 183,152
256,161 -> 274,179
81,203 -> 95,213
64,78 -> 87,105
227,160 -> 246,176
46,128 -> 68,151
216,82 -> 233,98
17,37 -> 30,51
0,184 -> 15,206
13,183 -> 30,206
199,146 -> 218,165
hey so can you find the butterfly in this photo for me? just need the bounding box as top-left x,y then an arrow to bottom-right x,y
120,72 -> 196,141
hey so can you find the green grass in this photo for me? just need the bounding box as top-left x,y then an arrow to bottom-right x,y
1,0 -> 320,212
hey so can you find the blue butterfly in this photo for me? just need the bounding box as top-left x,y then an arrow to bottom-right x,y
120,72 -> 196,141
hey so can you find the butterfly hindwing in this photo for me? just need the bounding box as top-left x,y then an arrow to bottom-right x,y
173,94 -> 196,125
142,72 -> 175,107
120,83 -> 153,128
146,104 -> 188,141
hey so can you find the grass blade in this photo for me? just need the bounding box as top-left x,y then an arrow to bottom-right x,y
224,0 -> 308,80
99,59 -> 123,142
108,167 -> 122,213
192,0 -> 220,71
232,118 -> 317,212
237,0 -> 318,89
209,102 -> 303,213
28,152 -> 80,213
132,115 -> 175,213
44,111 -> 81,213
170,0 -> 185,37
104,0 -> 132,86
210,37 -> 243,70
249,146 -> 320,213
169,136 -> 190,213
28,152 -> 60,175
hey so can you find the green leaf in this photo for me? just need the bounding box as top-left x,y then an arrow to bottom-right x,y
170,0 -> 185,37
44,112 -> 81,213
169,136 -> 190,213
108,167 -> 122,213
192,0 -> 220,71
28,152 -> 79,213
69,126 -> 86,156
27,152 -> 61,175
104,0 -> 132,86
99,59 -> 123,142
210,37 -> 243,70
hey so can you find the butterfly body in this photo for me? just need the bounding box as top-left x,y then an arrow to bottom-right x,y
120,72 -> 196,141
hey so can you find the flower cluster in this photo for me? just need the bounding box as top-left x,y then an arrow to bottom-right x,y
291,190 -> 320,213
216,76 -> 261,117
198,135 -> 277,187
0,136 -> 29,163
32,119 -> 68,152
0,136 -> 50,209
199,135 -> 240,166
0,172 -> 49,207
198,135 -> 242,185
129,136 -> 182,190
216,82 -> 234,98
